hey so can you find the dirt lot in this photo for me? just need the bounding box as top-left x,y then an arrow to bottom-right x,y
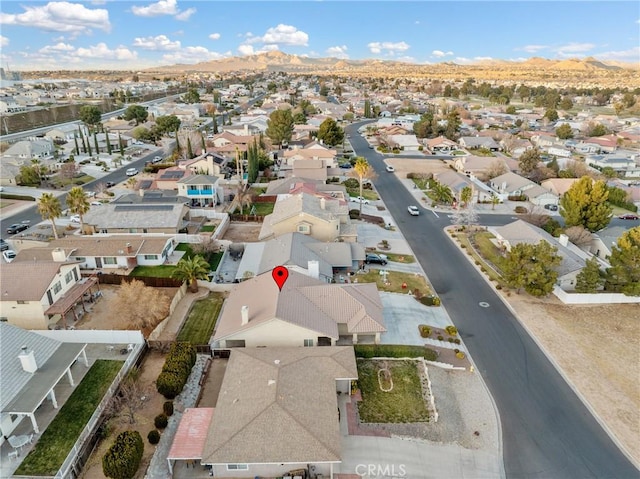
221,222 -> 262,242
501,292 -> 640,464
80,350 -> 167,479
385,157 -> 452,178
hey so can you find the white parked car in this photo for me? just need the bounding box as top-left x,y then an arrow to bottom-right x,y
126,168 -> 139,176
386,165 -> 395,172
350,196 -> 370,204
3,249 -> 16,263
408,205 -> 420,216
70,215 -> 81,223
90,201 -> 102,206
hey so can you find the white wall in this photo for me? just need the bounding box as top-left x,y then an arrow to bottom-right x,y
219,318 -> 332,348
552,286 -> 640,304
33,329 -> 145,344
210,462 -> 333,478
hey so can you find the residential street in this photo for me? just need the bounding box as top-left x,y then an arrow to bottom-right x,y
348,126 -> 639,478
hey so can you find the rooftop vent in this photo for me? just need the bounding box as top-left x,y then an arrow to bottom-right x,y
18,345 -> 38,373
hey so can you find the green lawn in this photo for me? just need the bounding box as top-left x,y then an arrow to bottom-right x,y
472,231 -> 507,271
201,224 -> 217,232
175,243 -> 194,258
357,359 -> 429,423
252,202 -> 275,215
177,293 -> 225,344
16,360 -> 123,476
208,252 -> 223,271
379,252 -> 415,264
356,270 -> 431,296
347,189 -> 379,201
130,265 -> 177,278
50,174 -> 95,188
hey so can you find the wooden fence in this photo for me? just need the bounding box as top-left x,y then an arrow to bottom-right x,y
97,273 -> 183,288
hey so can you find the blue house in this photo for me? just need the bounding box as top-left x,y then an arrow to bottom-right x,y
177,174 -> 222,207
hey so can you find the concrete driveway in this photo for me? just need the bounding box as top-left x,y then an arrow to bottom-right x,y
380,292 -> 453,345
337,436 -> 503,479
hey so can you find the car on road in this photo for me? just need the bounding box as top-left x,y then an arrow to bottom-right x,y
386,165 -> 395,172
408,205 -> 420,216
365,253 -> 388,265
152,156 -> 163,163
90,201 -> 102,206
3,249 -> 17,262
544,204 -> 559,211
126,168 -> 139,176
105,181 -> 116,188
70,215 -> 81,223
339,163 -> 352,169
6,223 -> 29,234
350,196 -> 370,204
0,238 -> 9,251
618,213 -> 639,220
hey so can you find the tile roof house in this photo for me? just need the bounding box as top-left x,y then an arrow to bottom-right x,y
453,155 -> 508,180
0,323 -> 88,444
458,136 -> 500,151
259,192 -> 357,243
81,202 -> 190,235
198,347 -> 357,478
491,220 -> 587,291
434,170 -> 497,203
489,172 -> 559,206
264,177 -> 347,200
212,270 -> 385,349
387,134 -> 421,151
588,226 -> 628,261
0,260 -> 90,329
541,178 -> 583,197
236,232 -> 365,282
426,136 -> 458,152
180,152 -> 228,178
13,235 -> 176,270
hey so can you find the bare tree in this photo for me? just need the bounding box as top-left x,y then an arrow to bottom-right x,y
452,202 -> 479,229
564,226 -> 593,247
500,134 -> 518,156
192,236 -> 221,256
112,280 -> 170,330
521,206 -> 551,227
485,159 -> 509,180
59,162 -> 79,181
104,368 -> 152,425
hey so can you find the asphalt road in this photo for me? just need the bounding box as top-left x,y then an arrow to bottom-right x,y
347,123 -> 639,478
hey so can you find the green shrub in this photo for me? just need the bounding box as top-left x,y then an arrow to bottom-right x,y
354,344 -> 437,361
456,351 -> 466,359
154,414 -> 168,429
420,295 -> 441,306
147,430 -> 160,445
496,284 -> 503,290
445,325 -> 458,336
454,338 -> 461,345
437,335 -> 444,341
418,324 -> 431,338
163,401 -> 174,417
156,342 -> 196,399
349,209 -> 361,219
102,430 -> 144,479
342,178 -> 359,189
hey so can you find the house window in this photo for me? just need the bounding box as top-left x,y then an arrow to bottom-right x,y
99,229 -> 108,234
75,257 -> 86,262
17,300 -> 27,305
52,281 -> 62,294
103,257 -> 117,265
144,255 -> 158,260
226,464 -> 248,471
304,339 -> 314,347
297,224 -> 310,234
65,271 -> 74,284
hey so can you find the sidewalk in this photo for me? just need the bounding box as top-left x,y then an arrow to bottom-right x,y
156,288 -> 210,342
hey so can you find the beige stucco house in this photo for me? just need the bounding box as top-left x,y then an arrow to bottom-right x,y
212,270 -> 385,349
81,203 -> 190,235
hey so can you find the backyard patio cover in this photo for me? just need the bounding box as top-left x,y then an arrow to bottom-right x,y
44,276 -> 98,316
167,408 -> 215,461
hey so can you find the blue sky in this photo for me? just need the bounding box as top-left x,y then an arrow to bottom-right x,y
0,1 -> 639,70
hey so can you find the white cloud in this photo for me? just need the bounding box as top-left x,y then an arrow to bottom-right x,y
415,20 -> 420,25
0,36 -> 8,48
38,42 -> 75,54
474,56 -> 493,62
131,0 -> 178,16
175,7 -> 195,21
133,35 -> 180,51
397,56 -> 416,63
367,41 -> 410,55
243,24 -> 308,49
0,2 -> 110,35
75,43 -> 137,60
208,33 -> 221,41
431,50 -> 453,58
326,45 -> 349,59
594,46 -> 640,63
161,46 -> 230,64
554,42 -> 595,57
131,0 -> 195,21
238,44 -> 254,56
519,44 -> 547,53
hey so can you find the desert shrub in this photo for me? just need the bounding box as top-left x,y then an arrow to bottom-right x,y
418,324 -> 431,338
514,206 -> 528,214
496,284 -> 503,290
445,325 -> 458,336
454,338 -> 461,344
342,178 -> 359,189
461,244 -> 467,248
102,431 -> 144,479
154,414 -> 168,429
456,351 -> 466,359
349,209 -> 360,219
163,401 -> 174,417
156,342 -> 196,399
354,344 -> 437,361
147,430 -> 160,445
437,335 -> 444,341
420,295 -> 441,306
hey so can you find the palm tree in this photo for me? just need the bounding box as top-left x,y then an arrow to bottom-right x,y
172,255 -> 210,292
352,157 -> 377,214
228,185 -> 253,216
66,186 -> 90,230
491,193 -> 500,211
37,192 -> 62,239
432,182 -> 454,205
460,186 -> 472,207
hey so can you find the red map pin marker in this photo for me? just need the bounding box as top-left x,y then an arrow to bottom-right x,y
272,266 -> 289,291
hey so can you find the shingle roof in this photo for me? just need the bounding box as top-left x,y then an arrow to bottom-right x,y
213,270 -> 385,342
83,204 -> 187,229
0,262 -> 67,301
201,347 -> 357,465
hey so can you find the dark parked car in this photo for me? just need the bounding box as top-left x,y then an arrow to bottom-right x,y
0,238 -> 8,251
365,253 -> 388,265
105,181 -> 116,188
6,223 -> 29,234
618,214 -> 639,220
544,204 -> 558,211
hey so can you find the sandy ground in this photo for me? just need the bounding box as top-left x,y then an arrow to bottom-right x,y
221,222 -> 262,242
501,293 -> 640,465
79,350 -> 167,479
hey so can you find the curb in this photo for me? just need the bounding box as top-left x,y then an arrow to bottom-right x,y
445,225 -> 640,471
